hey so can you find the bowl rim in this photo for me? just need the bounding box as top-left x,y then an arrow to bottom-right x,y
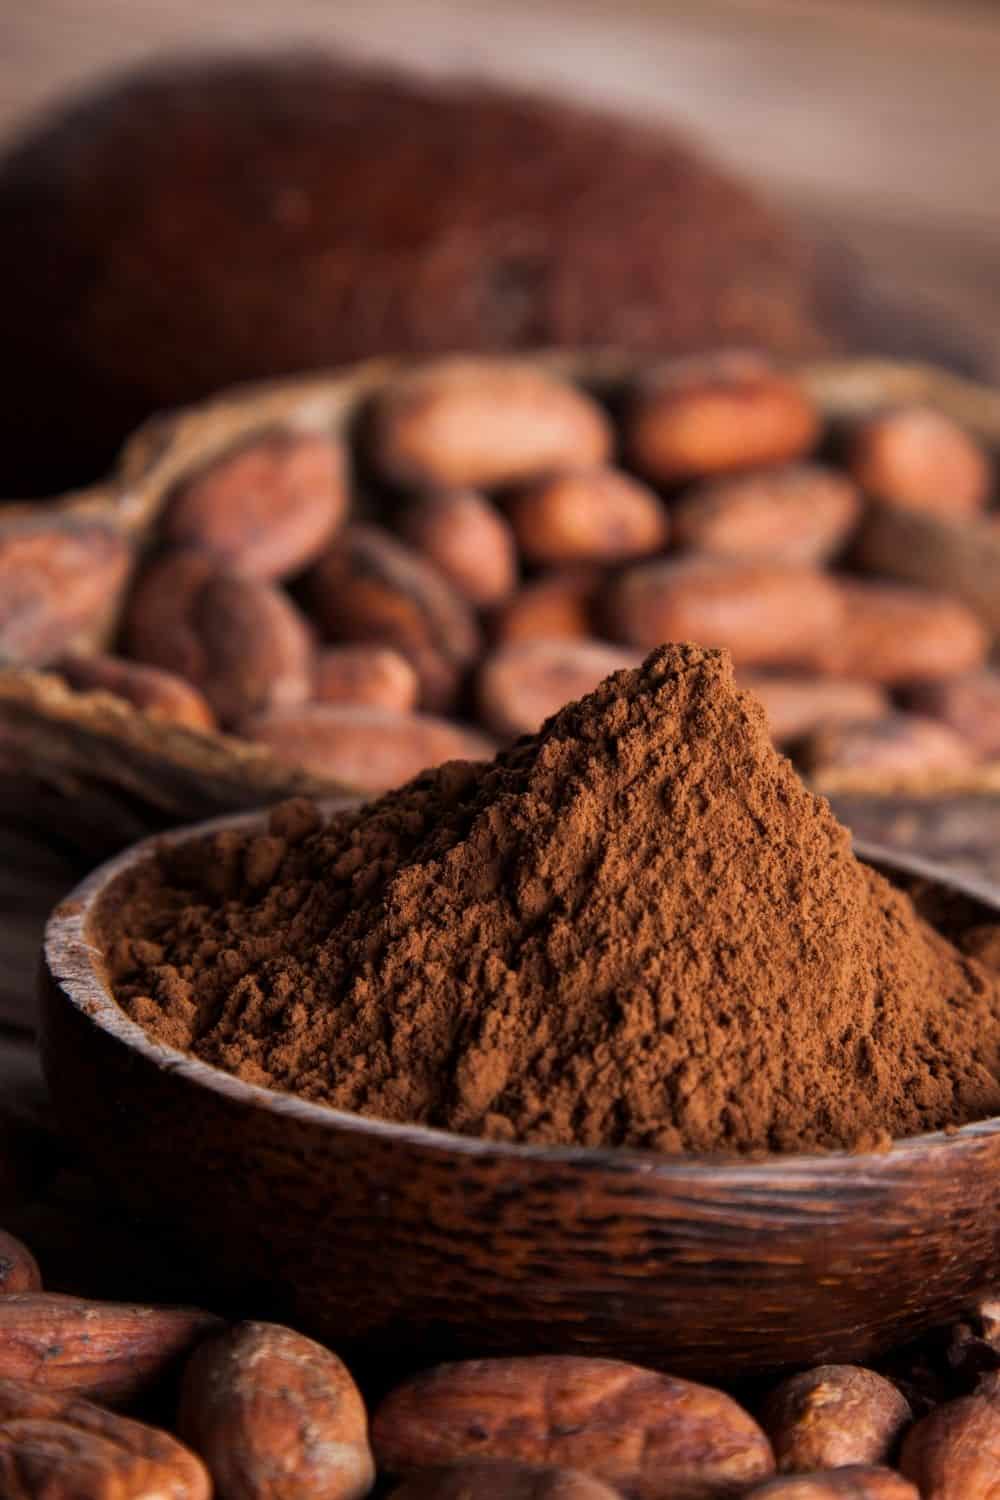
43,799 -> 1000,1181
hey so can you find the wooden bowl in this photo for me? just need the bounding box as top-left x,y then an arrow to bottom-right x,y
40,803 -> 1000,1381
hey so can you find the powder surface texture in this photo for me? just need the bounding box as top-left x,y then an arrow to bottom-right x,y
106,644 -> 1000,1155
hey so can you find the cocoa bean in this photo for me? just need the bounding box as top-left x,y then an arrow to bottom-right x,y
0,519 -> 131,666
849,407 -> 991,519
737,674 -> 889,744
162,429 -> 348,579
371,359 -> 612,489
490,571 -> 601,645
307,524 -> 480,711
54,653 -> 216,732
396,491 -> 518,606
627,352 -> 819,481
314,645 -> 420,713
902,670 -> 1000,758
123,551 -> 314,727
0,1233 -> 41,1297
672,464 -> 860,565
797,715 -> 974,779
242,705 -> 495,791
373,1355 -> 775,1500
604,557 -> 843,668
179,1321 -> 373,1500
819,580 -> 988,685
478,640 -> 642,739
507,468 -> 668,566
389,1460 -> 623,1500
761,1366 -> 911,1473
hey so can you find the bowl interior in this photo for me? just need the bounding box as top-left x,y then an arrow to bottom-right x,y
49,801 -> 1000,1173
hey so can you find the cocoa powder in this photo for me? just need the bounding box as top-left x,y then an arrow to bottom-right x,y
105,645 -> 1000,1154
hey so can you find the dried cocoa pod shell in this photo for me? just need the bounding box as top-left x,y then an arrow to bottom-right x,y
241,705 -> 495,791
507,468 -> 668,566
54,653 -> 216,733
848,406 -> 991,519
124,551 -> 315,728
161,428 -> 349,580
737,674 -> 889,744
0,351 -> 998,864
0,516 -> 131,666
627,352 -> 820,481
178,1321 -> 373,1500
307,523 -> 481,711
672,464 -> 860,565
899,1371 -> 1000,1499
313,646 -> 420,713
0,1292 -> 219,1405
370,358 -> 612,489
478,640 -> 642,739
491,570 -> 602,645
395,491 -> 518,607
760,1365 -> 911,1474
0,1234 -> 41,1297
818,580 -> 989,685
389,1461 -> 623,1500
604,557 -> 843,668
0,1377 -> 210,1499
741,1470 -> 918,1499
373,1355 -> 775,1500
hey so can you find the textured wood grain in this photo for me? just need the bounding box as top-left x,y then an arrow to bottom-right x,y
37,808 -> 1000,1379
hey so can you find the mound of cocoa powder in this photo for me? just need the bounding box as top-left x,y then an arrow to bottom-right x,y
105,644 -> 1000,1154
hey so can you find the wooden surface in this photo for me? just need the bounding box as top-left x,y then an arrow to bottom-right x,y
0,0 -> 998,1295
1,0 -> 999,370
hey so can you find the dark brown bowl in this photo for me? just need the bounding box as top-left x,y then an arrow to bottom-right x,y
40,804 -> 1000,1381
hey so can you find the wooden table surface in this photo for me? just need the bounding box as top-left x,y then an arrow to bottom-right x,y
0,0 -> 998,1239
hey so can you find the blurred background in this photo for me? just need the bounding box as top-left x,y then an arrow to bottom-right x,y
3,0 -> 999,373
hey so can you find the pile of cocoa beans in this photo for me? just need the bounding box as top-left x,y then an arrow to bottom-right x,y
0,1221 -> 998,1498
3,352 -> 999,793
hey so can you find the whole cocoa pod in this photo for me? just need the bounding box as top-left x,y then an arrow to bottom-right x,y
396,491 -> 519,606
389,1460 -> 623,1500
605,557 -> 842,668
0,518 -> 131,666
491,571 -> 601,645
371,359 -> 612,490
818,580 -> 988,685
627,352 -> 819,481
124,551 -> 314,727
899,1371 -> 1000,1499
179,1320 -> 373,1500
761,1366 -> 911,1473
313,645 -> 420,713
161,429 -> 348,579
242,705 -> 494,790
307,524 -> 480,710
672,464 -> 860,565
737,674 -> 889,744
849,406 -> 991,519
742,1469 -> 917,1499
0,1293 -> 219,1406
507,468 -> 668,566
373,1355 -> 775,1500
54,653 -> 217,732
0,1233 -> 41,1297
0,1377 -> 210,1499
478,640 -> 642,739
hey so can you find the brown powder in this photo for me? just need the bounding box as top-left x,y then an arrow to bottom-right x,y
105,644 -> 1000,1155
